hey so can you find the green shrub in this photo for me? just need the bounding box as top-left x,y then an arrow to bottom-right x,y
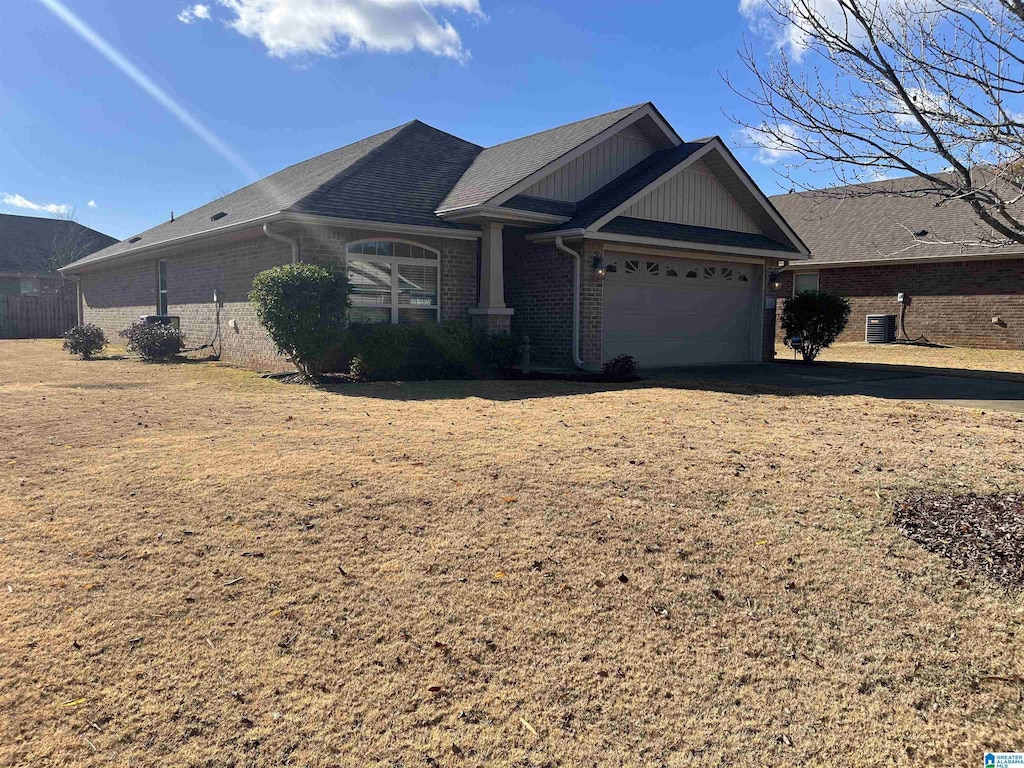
602,353 -> 639,379
249,263 -> 349,379
62,324 -> 106,359
780,290 -> 852,363
479,331 -> 520,374
421,321 -> 479,376
119,322 -> 186,362
348,324 -> 415,379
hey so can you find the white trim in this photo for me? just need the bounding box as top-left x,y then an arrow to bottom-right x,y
589,142 -> 719,232
791,270 -> 819,296
576,230 -> 802,260
281,213 -> 481,241
157,259 -> 168,315
782,251 -> 1024,269
706,142 -> 810,256
439,104 -> 682,215
441,205 -> 569,226
60,212 -> 481,275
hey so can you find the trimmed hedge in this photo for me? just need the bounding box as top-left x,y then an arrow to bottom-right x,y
347,322 -> 521,380
781,290 -> 852,363
119,322 -> 186,362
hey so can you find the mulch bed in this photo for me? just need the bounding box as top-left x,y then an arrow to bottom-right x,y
895,493 -> 1024,588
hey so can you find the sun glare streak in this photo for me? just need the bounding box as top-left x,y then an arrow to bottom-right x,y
36,0 -> 259,182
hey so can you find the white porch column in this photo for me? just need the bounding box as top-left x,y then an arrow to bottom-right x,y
479,221 -> 506,308
469,221 -> 514,332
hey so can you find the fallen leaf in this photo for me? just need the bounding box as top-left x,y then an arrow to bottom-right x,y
519,717 -> 538,737
503,497 -> 518,504
493,571 -> 507,580
62,698 -> 86,707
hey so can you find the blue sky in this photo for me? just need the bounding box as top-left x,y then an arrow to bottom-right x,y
0,0 -> 806,240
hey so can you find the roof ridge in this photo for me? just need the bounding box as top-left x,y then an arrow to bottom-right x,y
482,103 -> 648,150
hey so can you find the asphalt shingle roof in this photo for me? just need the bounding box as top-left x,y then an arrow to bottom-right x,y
771,173 -> 1024,264
0,214 -> 116,274
66,122 -> 480,271
438,104 -> 648,212
600,216 -> 798,253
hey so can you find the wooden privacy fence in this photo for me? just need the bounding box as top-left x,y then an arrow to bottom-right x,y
0,292 -> 77,339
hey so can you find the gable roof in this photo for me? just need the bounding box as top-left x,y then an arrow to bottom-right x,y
772,173 -> 1024,265
600,217 -> 799,253
0,214 -> 116,274
65,122 -> 482,272
437,104 -> 650,212
541,141 -> 712,231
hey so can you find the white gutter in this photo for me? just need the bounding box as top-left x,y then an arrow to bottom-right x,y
554,236 -> 586,370
263,222 -> 299,264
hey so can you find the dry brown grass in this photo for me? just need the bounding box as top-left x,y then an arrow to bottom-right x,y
820,341 -> 1024,375
2,339 -> 1022,767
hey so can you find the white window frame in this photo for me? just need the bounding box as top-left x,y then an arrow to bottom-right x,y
793,271 -> 819,296
344,239 -> 441,324
157,260 -> 168,315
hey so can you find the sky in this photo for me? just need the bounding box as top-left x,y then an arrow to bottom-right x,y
1,0 -> 810,240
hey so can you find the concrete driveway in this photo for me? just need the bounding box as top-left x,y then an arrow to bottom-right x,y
656,361 -> 1024,413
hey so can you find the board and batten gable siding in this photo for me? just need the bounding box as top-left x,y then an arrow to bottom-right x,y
522,125 -> 656,203
622,160 -> 761,234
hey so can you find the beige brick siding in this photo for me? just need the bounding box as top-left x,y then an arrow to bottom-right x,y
774,259 -> 1024,349
80,223 -> 479,371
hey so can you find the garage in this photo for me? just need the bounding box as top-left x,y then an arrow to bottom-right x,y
602,251 -> 761,367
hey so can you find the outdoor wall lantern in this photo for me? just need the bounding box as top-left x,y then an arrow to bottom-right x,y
593,255 -> 606,277
768,270 -> 782,291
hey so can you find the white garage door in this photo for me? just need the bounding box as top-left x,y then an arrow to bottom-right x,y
602,253 -> 758,367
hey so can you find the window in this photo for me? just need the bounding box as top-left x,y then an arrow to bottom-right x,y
646,261 -> 660,276
665,267 -> 678,277
605,262 -> 617,273
721,268 -> 734,281
624,259 -> 639,274
738,274 -> 749,282
703,266 -> 716,279
793,272 -> 819,295
346,240 -> 440,324
685,269 -> 698,279
19,277 -> 40,296
157,260 -> 168,315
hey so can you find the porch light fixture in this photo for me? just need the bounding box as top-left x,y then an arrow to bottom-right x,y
592,255 -> 606,277
769,270 -> 781,291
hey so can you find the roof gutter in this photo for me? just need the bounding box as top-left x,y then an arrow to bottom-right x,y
554,236 -> 586,370
263,222 -> 299,264
781,250 -> 1024,269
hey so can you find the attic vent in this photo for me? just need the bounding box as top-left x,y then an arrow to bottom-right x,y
129,237 -> 142,244
211,212 -> 228,222
913,229 -> 929,237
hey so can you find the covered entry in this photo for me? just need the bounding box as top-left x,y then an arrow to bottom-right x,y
602,251 -> 761,367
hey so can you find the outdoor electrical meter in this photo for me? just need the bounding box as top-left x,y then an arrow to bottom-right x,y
897,292 -> 907,304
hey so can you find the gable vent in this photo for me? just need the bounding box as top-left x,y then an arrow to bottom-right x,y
129,236 -> 142,244
211,212 -> 228,222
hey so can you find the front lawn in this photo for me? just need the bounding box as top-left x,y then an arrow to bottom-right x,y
1,339 -> 1021,766
820,341 -> 1024,376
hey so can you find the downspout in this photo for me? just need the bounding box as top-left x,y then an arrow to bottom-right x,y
264,222 -> 299,264
554,236 -> 586,370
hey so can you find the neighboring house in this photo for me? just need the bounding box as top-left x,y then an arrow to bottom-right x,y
772,175 -> 1024,349
1,213 -> 116,295
62,103 -> 809,371
0,214 -> 117,339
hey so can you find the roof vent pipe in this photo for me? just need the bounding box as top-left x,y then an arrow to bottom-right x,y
554,236 -> 586,370
264,222 -> 299,264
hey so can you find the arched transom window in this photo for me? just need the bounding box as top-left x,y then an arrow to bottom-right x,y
345,240 -> 440,324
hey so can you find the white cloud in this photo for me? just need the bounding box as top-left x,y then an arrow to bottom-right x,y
741,123 -> 802,164
87,199 -> 97,208
217,0 -> 484,62
2,193 -> 71,215
178,4 -> 212,24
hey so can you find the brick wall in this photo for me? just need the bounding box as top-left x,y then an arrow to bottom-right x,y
775,258 -> 1024,349
504,232 -> 604,369
79,224 -> 480,371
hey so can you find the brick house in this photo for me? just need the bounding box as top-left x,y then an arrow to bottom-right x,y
62,103 -> 809,371
1,213 -> 115,296
771,176 -> 1024,350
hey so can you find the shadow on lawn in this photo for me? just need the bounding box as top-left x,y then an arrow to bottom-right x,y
309,360 -> 1024,406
